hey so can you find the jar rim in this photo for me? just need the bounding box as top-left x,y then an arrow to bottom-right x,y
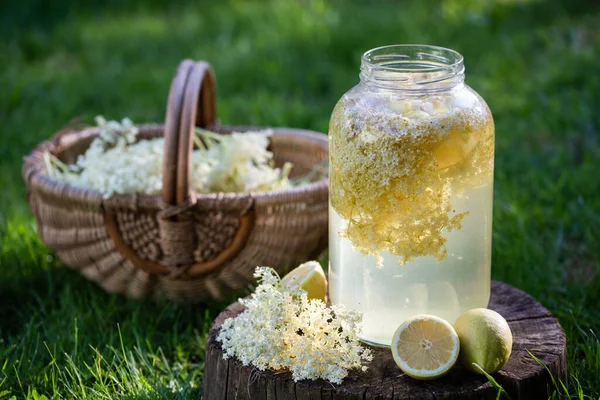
360,44 -> 465,91
362,44 -> 464,73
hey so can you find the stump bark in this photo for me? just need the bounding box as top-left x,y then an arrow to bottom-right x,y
204,281 -> 566,399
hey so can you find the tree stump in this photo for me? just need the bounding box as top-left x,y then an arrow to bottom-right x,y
204,281 -> 566,399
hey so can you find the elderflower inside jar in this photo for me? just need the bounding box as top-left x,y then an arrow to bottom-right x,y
328,45 -> 495,347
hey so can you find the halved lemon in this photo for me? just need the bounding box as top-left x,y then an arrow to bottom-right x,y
280,261 -> 327,301
391,314 -> 460,380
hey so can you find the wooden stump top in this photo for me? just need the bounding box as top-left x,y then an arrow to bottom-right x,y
204,281 -> 566,400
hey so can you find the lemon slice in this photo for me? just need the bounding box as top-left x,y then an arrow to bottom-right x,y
280,261 -> 327,301
434,128 -> 478,170
391,314 -> 460,380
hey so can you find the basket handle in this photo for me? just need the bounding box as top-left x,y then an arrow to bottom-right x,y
106,60 -> 254,281
158,60 -> 254,278
163,60 -> 217,206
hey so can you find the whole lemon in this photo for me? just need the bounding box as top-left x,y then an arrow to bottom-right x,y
453,308 -> 513,374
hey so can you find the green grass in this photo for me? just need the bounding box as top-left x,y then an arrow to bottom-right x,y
1,0 -> 599,398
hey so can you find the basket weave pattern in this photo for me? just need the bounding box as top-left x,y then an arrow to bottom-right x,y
22,60 -> 328,301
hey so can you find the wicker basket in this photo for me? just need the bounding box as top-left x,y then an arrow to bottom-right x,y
22,59 -> 328,302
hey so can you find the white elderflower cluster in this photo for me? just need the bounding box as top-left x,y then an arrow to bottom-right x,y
44,117 -> 292,198
197,129 -> 292,193
216,266 -> 373,384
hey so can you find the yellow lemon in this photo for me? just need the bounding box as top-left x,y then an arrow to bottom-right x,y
433,128 -> 478,169
391,314 -> 460,380
453,308 -> 513,374
280,261 -> 327,301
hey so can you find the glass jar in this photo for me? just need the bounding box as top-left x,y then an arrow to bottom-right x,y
328,45 -> 495,347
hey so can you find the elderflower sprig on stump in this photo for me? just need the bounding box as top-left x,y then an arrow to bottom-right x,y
216,266 -> 373,384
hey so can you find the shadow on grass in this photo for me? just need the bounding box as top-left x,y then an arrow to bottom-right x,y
0,265 -> 234,338
0,272 -> 56,337
0,264 -> 229,398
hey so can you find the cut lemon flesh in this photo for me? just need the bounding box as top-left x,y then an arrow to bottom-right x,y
280,261 -> 327,301
434,128 -> 478,170
391,314 -> 460,380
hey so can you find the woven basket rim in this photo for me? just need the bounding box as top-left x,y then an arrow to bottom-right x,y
24,123 -> 329,207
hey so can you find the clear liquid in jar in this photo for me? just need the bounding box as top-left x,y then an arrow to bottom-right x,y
328,95 -> 494,347
329,181 -> 492,346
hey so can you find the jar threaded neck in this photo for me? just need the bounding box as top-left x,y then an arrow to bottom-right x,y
360,44 -> 465,92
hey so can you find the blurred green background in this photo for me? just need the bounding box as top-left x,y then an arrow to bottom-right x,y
1,0 -> 599,398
